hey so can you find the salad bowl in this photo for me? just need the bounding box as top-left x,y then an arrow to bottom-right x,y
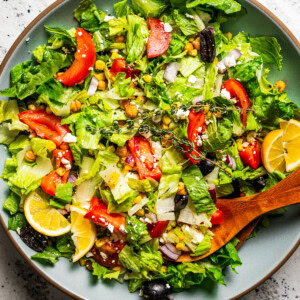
0,0 -> 299,299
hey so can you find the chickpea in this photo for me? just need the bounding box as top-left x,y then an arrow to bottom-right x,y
45,106 -> 52,114
188,49 -> 198,56
24,150 -> 36,162
120,100 -> 130,110
116,146 -> 128,157
184,42 -> 194,52
193,37 -> 201,50
60,142 -> 69,150
97,80 -> 106,90
274,80 -> 286,93
70,100 -> 82,112
28,104 -> 36,110
161,134 -> 172,147
143,75 -> 153,83
114,35 -> 125,43
56,167 -> 66,177
125,104 -> 138,118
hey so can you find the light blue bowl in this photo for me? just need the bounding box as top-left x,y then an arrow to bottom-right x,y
0,1 -> 299,299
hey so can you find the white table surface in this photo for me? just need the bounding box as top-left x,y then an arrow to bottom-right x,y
0,1 -> 299,299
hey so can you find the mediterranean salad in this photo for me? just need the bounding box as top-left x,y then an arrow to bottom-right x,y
1,0 -> 300,298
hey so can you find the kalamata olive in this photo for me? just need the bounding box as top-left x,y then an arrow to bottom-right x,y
19,225 -> 48,252
141,279 -> 172,300
223,180 -> 240,199
197,159 -> 215,176
175,194 -> 188,212
251,175 -> 268,191
206,152 -> 216,160
199,28 -> 216,63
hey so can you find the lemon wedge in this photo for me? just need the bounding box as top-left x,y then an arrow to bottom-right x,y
262,119 -> 300,173
24,192 -> 71,237
70,205 -> 96,262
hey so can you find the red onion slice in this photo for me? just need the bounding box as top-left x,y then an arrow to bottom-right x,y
208,183 -> 217,201
125,155 -> 135,167
217,49 -> 242,73
207,26 -> 215,35
226,155 -> 237,170
164,62 -> 180,83
166,243 -> 181,256
68,173 -> 77,186
160,245 -> 180,261
87,76 -> 99,96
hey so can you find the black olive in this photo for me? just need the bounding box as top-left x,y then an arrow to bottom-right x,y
175,194 -> 188,212
19,225 -> 48,252
223,180 -> 240,199
251,175 -> 268,191
206,152 -> 216,160
197,159 -> 215,176
199,28 -> 216,63
141,279 -> 172,300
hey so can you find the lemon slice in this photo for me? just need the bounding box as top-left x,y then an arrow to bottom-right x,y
262,119 -> 300,173
70,205 -> 96,262
24,192 -> 71,237
261,129 -> 285,173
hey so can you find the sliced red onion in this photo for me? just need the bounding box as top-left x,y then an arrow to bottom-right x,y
87,76 -> 99,96
208,183 -> 217,201
164,62 -> 180,83
217,49 -> 242,73
125,155 -> 135,167
226,155 -> 236,170
68,173 -> 77,186
192,95 -> 204,105
166,243 -> 181,256
146,212 -> 158,223
207,26 -> 215,35
160,245 -> 180,261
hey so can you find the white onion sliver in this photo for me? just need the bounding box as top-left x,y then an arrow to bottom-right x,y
166,243 -> 181,256
87,76 -> 99,96
164,62 -> 180,83
192,95 -> 204,105
226,155 -> 237,170
160,245 -> 180,261
128,197 -> 149,216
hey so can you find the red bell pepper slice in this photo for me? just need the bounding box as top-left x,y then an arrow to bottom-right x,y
223,79 -> 251,127
239,140 -> 260,169
84,197 -> 126,231
19,110 -> 70,146
128,136 -> 162,181
183,110 -> 206,164
53,150 -> 73,169
149,221 -> 169,238
110,58 -> 141,79
147,17 -> 171,58
41,170 -> 69,197
56,28 -> 96,86
211,209 -> 224,226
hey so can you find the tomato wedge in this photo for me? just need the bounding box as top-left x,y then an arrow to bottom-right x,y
147,17 -> 171,58
184,110 -> 206,164
239,140 -> 260,169
41,170 -> 69,197
53,149 -> 73,169
211,209 -> 224,226
223,79 -> 251,127
149,221 -> 169,238
19,110 -> 70,146
110,58 -> 141,79
84,197 -> 126,231
128,136 -> 162,181
56,28 -> 96,86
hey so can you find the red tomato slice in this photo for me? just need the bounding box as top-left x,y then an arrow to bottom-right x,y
41,170 -> 69,197
223,79 -> 251,127
56,28 -> 96,86
19,110 -> 70,146
147,17 -> 171,58
239,140 -> 260,169
149,221 -> 169,238
84,198 -> 126,231
128,136 -> 162,181
110,58 -> 141,78
211,209 -> 224,226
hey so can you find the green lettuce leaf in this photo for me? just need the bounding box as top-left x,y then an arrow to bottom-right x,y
55,182 -> 73,204
131,0 -> 168,18
114,72 -> 135,98
173,10 -> 199,36
90,259 -> 121,280
186,0 -> 241,14
3,192 -> 20,215
108,17 -> 128,36
262,171 -> 285,192
31,138 -> 56,159
192,235 -> 212,256
45,26 -> 76,49
31,247 -> 61,265
126,216 -> 151,248
8,213 -> 27,231
114,0 -> 132,17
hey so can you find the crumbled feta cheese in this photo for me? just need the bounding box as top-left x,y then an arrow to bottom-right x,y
151,141 -> 163,161
88,67 -> 93,71
188,75 -> 197,84
197,126 -> 203,133
242,142 -> 249,147
201,133 -> 208,140
77,31 -> 83,36
119,225 -> 125,232
63,133 -> 77,143
100,252 -> 108,260
65,164 -> 72,171
163,23 -> 173,33
223,55 -> 237,68
217,61 -> 227,73
25,37 -> 30,42
107,223 -> 114,233
185,13 -> 194,19
104,15 -> 115,22
195,176 -> 200,181
61,158 -> 70,165
58,152 -> 63,158
195,135 -> 202,147
221,88 -> 231,100
62,47 -> 70,54
111,49 -> 119,53
86,252 -> 94,258
175,108 -> 190,120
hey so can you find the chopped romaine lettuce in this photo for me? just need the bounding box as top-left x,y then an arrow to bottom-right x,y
131,0 -> 168,18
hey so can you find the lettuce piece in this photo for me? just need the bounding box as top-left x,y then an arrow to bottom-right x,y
119,245 -> 141,273
182,165 -> 215,214
216,183 -> 234,197
90,259 -> 121,280
101,189 -> 134,213
191,234 -> 211,256
114,0 -> 132,17
108,17 -> 128,36
202,63 -> 217,100
114,72 -> 135,98
32,45 -> 47,63
131,0 -> 168,18
126,15 -> 149,63
74,0 -> 106,32
8,213 -> 27,231
31,138 -> 56,159
110,125 -> 138,147
1,156 -> 18,181
45,26 -> 76,49
186,0 -> 241,14
173,10 -> 199,36
233,166 -> 267,181
179,56 -> 203,77
56,233 -> 75,259
93,31 -> 112,52
9,135 -> 30,155
126,216 -> 151,248
3,192 -> 20,215
250,36 -> 282,70
139,245 -> 163,272
55,182 -> 73,204
32,247 -> 61,265
36,78 -> 65,101
262,171 -> 285,192
168,33 -> 187,56
0,123 -> 19,144
49,198 -> 65,209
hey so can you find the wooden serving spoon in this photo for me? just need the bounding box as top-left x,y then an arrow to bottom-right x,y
178,168 -> 300,262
